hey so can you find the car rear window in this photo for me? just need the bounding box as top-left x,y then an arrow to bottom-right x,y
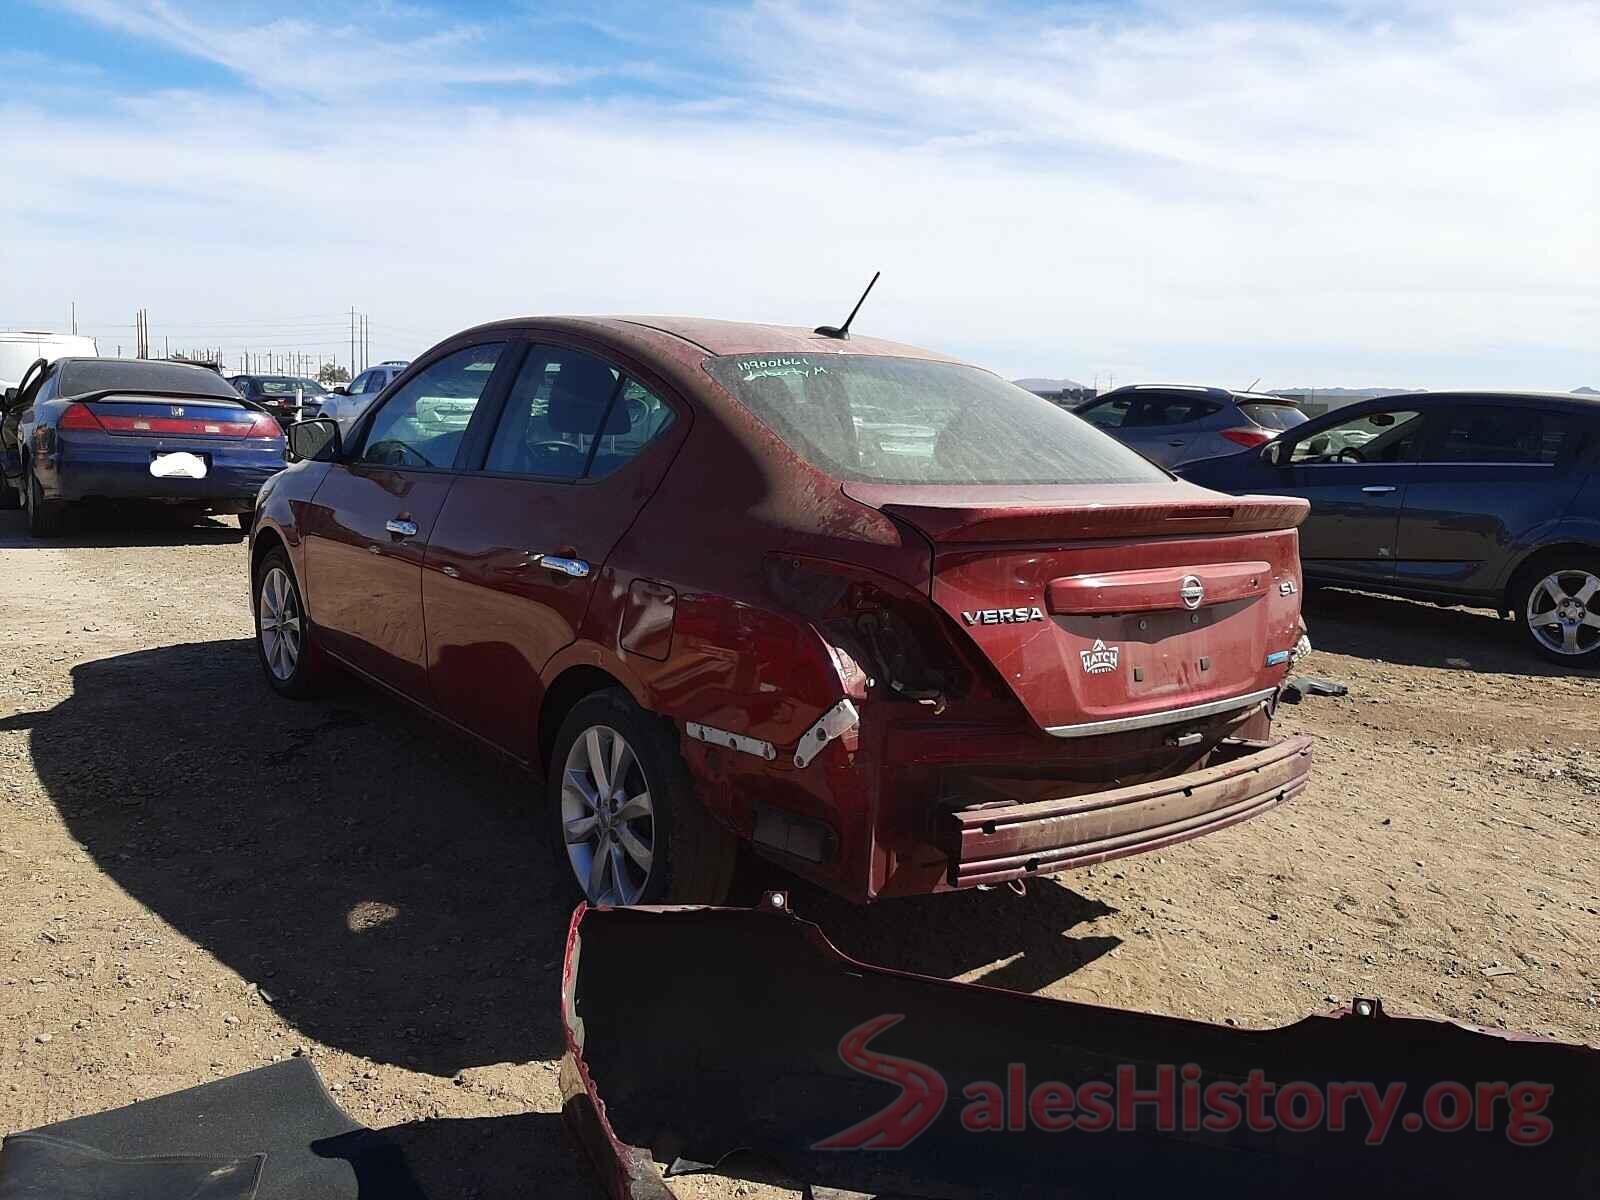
255,377 -> 321,396
1238,402 -> 1307,431
705,354 -> 1167,485
59,360 -> 239,399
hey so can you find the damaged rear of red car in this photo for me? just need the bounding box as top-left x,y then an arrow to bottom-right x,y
567,319 -> 1311,901
253,315 -> 1311,904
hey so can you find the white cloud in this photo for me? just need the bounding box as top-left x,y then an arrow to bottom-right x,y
3,0 -> 1596,388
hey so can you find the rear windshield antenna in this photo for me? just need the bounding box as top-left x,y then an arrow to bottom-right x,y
815,271 -> 880,340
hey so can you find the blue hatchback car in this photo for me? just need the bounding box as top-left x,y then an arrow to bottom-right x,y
4,357 -> 285,537
1179,390 -> 1600,666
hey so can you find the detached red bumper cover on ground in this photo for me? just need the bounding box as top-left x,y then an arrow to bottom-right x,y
561,899 -> 1600,1199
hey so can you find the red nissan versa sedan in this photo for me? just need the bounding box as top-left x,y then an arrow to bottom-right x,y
249,317 -> 1313,905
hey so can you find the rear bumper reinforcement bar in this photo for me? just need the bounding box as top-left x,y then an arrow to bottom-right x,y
942,733 -> 1313,887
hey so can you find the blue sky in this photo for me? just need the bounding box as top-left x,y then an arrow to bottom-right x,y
3,0 -> 1597,389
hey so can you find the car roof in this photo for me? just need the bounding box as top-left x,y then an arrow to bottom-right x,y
1365,389 -> 1600,406
1096,384 -> 1297,404
453,316 -> 962,364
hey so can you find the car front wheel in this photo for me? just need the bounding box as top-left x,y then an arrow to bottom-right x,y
548,689 -> 737,906
1518,559 -> 1600,665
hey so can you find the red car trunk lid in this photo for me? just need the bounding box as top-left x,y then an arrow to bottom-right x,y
844,482 -> 1309,735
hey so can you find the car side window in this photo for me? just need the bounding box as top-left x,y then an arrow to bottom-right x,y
484,347 -> 621,479
588,378 -> 678,479
1425,407 -> 1572,465
1289,409 -> 1424,465
1126,396 -> 1214,427
1079,397 -> 1131,429
356,342 -> 506,470
348,372 -> 369,395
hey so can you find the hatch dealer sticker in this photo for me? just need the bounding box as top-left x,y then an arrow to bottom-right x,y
1080,639 -> 1121,674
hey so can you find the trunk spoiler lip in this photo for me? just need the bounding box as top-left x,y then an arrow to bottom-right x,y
66,388 -> 252,406
842,480 -> 1308,542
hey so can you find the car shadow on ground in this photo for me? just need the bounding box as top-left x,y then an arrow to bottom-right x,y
1304,585 -> 1595,676
0,506 -> 246,549
29,639 -> 1117,1079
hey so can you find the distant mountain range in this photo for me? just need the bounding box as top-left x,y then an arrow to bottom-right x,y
1574,386 -> 1599,395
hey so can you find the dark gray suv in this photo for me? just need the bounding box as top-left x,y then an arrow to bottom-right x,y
1075,385 -> 1306,468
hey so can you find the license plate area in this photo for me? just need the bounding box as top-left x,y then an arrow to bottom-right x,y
149,451 -> 210,479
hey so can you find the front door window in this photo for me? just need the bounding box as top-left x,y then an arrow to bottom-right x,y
1290,409 -> 1424,464
357,343 -> 505,470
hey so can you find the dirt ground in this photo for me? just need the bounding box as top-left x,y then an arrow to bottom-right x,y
2,509 -> 1597,1195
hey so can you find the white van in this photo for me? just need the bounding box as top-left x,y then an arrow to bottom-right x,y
1,330 -> 98,391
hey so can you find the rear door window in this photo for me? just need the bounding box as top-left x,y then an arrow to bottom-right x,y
1126,395 -> 1216,428
356,343 -> 506,470
1424,406 -> 1573,465
483,348 -> 677,480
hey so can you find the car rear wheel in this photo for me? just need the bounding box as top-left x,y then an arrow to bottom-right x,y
25,471 -> 65,538
253,549 -> 323,697
548,689 -> 737,906
1517,559 -> 1600,666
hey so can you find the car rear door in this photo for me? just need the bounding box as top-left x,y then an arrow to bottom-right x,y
1262,403 -> 1428,586
422,342 -> 688,754
299,341 -> 510,699
1118,393 -> 1217,467
1392,402 -> 1589,598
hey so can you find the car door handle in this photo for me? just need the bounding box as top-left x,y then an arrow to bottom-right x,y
385,518 -> 418,537
1360,486 -> 1397,494
531,553 -> 590,579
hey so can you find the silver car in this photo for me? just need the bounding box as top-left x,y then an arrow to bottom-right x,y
1074,385 -> 1306,468
316,361 -> 410,434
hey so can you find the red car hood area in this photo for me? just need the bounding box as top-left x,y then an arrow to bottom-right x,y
844,482 -> 1310,734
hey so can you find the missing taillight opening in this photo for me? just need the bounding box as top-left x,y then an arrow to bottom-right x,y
763,555 -> 971,707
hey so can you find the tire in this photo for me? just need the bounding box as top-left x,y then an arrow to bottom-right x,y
0,476 -> 18,511
25,471 -> 65,538
252,548 -> 324,697
1514,556 -> 1600,666
548,689 -> 738,906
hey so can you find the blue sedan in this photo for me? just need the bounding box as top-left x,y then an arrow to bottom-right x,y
6,357 -> 285,537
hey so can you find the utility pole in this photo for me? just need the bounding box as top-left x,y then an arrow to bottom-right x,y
70,302 -> 77,335
350,307 -> 356,375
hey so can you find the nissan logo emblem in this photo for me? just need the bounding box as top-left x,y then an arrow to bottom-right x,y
1180,575 -> 1205,610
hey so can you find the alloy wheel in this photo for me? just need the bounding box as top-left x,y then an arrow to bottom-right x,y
258,566 -> 303,680
560,725 -> 656,905
1526,569 -> 1600,657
